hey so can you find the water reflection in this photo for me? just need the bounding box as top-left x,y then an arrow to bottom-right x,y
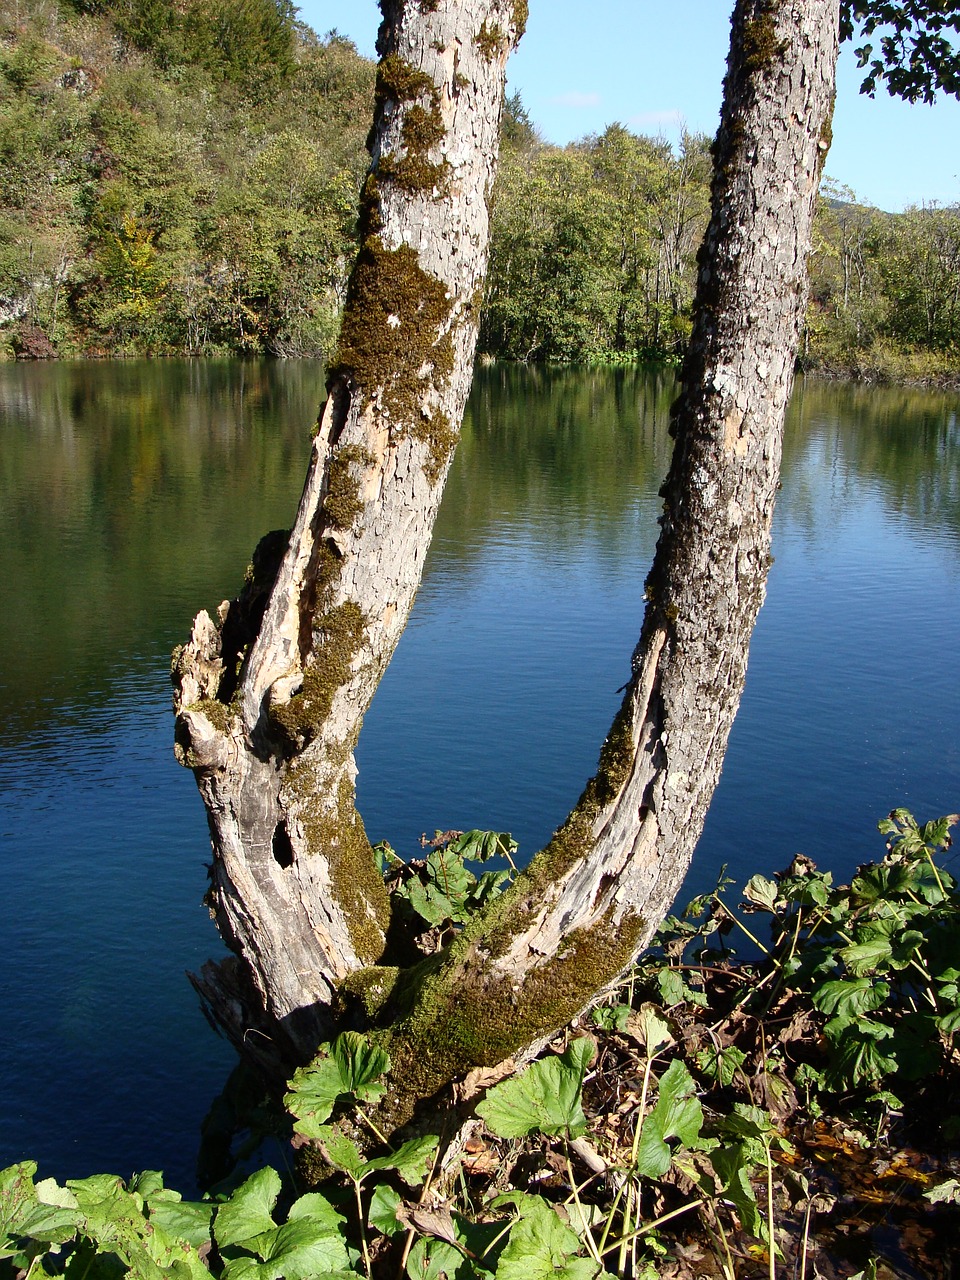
0,360 -> 325,744
0,359 -> 958,1187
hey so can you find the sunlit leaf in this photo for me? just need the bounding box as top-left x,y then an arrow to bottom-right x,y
285,1033 -> 389,1136
477,1038 -> 595,1139
632,1004 -> 674,1057
363,1135 -> 439,1185
743,875 -> 778,911
840,936 -> 893,976
368,1185 -> 404,1238
405,1235 -> 467,1280
634,1059 -> 704,1178
214,1168 -> 281,1248
494,1195 -> 599,1280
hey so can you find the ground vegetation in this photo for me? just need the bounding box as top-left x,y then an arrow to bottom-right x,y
5,812 -> 959,1278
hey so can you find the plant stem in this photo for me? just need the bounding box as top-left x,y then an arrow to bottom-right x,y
599,1199 -> 699,1256
352,1177 -> 372,1279
766,1140 -> 777,1280
356,1106 -> 390,1147
925,848 -> 947,898
712,896 -> 770,955
565,1146 -> 604,1268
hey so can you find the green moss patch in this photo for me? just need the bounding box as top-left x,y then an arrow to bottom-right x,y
271,601 -> 365,748
340,965 -> 401,1018
324,444 -> 373,531
331,237 -> 454,434
740,2 -> 787,80
380,905 -> 646,1127
374,55 -> 449,196
410,409 -> 458,484
286,764 -> 391,964
475,22 -> 506,61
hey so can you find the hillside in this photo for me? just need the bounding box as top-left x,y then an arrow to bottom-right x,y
1,0 -> 957,376
0,0 -> 373,357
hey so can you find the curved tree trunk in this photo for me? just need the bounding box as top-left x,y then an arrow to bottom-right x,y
172,0 -> 525,1067
375,0 -> 841,1119
174,0 -> 841,1129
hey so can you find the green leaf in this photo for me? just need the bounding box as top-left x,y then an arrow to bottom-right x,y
447,830 -> 518,863
317,1130 -> 366,1179
708,1142 -> 761,1238
363,1135 -> 439,1186
926,1178 -> 960,1205
368,1185 -> 404,1237
890,1011 -> 943,1080
477,1038 -> 595,1139
214,1167 -> 281,1248
406,1235 -> 468,1280
241,1217 -> 353,1278
696,1044 -> 747,1087
592,1004 -> 631,1032
128,1172 -> 165,1200
494,1196 -> 598,1280
405,878 -> 452,926
286,1192 -> 347,1233
824,1025 -> 898,1090
634,1059 -> 704,1179
285,1033 -> 390,1135
840,936 -> 893,976
425,849 -> 473,906
743,875 -> 778,911
146,1195 -> 214,1250
656,967 -> 686,1008
334,1032 -> 390,1100
0,1162 -> 40,1251
812,978 -> 890,1018
633,1004 -> 673,1057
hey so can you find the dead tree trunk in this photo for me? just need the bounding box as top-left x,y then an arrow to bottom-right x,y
174,0 -> 840,1126
172,0 -> 526,1068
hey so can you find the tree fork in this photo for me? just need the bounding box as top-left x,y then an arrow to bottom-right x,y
373,0 -> 841,1124
172,0 -> 524,1068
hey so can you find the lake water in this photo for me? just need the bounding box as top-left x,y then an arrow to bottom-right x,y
1,360 -> 958,1190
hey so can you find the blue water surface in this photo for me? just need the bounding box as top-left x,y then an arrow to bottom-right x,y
1,361 -> 957,1189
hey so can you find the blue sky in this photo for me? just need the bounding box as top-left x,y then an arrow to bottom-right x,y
296,1 -> 960,212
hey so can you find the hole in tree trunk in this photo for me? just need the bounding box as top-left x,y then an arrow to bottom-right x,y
273,821 -> 295,869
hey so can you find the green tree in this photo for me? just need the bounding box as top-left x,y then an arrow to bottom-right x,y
878,202 -> 960,350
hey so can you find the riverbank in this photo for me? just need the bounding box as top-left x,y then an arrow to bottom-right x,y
5,337 -> 959,396
801,342 -> 960,391
6,816 -> 960,1278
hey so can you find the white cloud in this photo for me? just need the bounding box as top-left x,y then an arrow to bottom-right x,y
629,110 -> 684,130
550,91 -> 602,109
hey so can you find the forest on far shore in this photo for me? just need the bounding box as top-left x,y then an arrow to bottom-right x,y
2,0 -> 959,382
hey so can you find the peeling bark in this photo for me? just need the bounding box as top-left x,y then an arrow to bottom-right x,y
172,0 -> 523,1065
174,0 -> 842,1125
376,0 -> 842,1117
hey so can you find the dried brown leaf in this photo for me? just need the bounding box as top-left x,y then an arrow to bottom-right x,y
396,1203 -> 460,1248
457,1057 -> 516,1102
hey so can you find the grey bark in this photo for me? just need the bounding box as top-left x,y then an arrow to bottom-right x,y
172,0 -> 523,1065
493,0 -> 842,971
173,0 -> 842,1119
377,0 -> 841,1108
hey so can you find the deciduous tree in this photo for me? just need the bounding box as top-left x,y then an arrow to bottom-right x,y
170,0 -> 890,1134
